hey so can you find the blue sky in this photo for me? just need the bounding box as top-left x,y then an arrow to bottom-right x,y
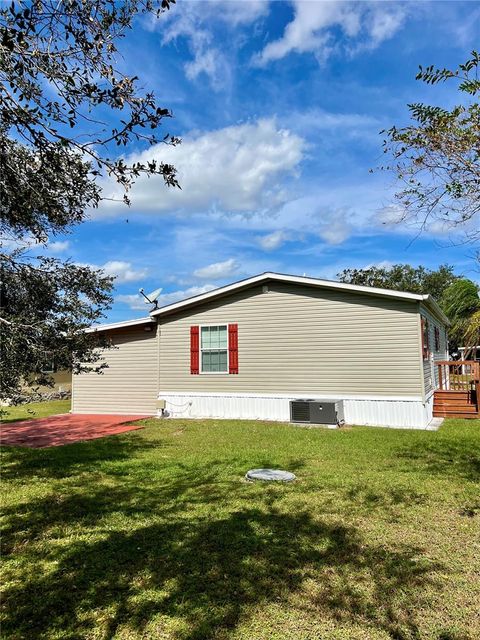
44,0 -> 480,321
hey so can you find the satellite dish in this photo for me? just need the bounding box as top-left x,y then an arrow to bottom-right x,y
147,287 -> 162,302
139,286 -> 162,310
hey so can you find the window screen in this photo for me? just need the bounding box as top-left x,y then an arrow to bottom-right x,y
201,325 -> 228,372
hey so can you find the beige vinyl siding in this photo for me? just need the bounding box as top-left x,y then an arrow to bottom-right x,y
22,370 -> 72,393
72,326 -> 158,415
51,370 -> 72,392
420,304 -> 449,397
159,282 -> 424,397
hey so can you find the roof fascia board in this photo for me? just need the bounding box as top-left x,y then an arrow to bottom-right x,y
262,273 -> 425,301
420,296 -> 450,326
85,317 -> 154,333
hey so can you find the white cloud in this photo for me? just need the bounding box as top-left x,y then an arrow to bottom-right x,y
286,108 -> 382,137
1,236 -> 71,254
448,5 -> 480,47
0,235 -> 37,252
368,6 -> 406,47
193,258 -> 240,280
117,284 -> 217,311
115,293 -> 149,311
363,260 -> 395,271
158,284 -> 218,306
184,48 -> 225,85
318,208 -> 353,245
376,204 -> 406,226
254,1 -> 406,66
375,203 -> 476,239
162,13 -> 229,89
214,192 -> 362,246
48,240 -> 70,253
83,260 -> 149,284
157,0 -> 268,88
97,119 -> 305,217
101,261 -> 149,283
210,1 -> 269,26
258,230 -> 289,251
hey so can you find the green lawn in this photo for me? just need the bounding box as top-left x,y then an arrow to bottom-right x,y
1,405 -> 479,640
1,399 -> 71,423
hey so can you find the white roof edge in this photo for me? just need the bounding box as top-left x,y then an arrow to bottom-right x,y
149,271 -> 450,325
420,295 -> 450,326
85,316 -> 154,333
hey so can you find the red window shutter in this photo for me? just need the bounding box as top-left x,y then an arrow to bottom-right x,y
421,317 -> 429,359
434,326 -> 440,351
190,326 -> 199,374
228,323 -> 238,374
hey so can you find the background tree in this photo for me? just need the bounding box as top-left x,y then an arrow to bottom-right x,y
0,0 -> 179,401
337,263 -> 459,301
380,51 -> 479,242
440,279 -> 480,355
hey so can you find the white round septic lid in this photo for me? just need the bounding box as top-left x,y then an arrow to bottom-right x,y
245,468 -> 296,482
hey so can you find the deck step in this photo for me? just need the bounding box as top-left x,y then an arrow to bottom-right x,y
433,398 -> 477,411
433,389 -> 479,419
433,411 -> 480,419
434,391 -> 471,398
434,399 -> 477,407
433,405 -> 477,413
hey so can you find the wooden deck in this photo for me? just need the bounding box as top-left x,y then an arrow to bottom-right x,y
433,361 -> 480,419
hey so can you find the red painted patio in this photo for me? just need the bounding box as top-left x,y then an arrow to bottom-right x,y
0,414 -> 148,448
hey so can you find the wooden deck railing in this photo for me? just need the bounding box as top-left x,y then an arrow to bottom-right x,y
436,360 -> 480,391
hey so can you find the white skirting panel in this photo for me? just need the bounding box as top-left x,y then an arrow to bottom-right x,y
158,392 -> 430,429
424,392 -> 434,425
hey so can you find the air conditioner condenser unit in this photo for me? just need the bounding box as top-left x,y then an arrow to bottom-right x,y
290,399 -> 345,426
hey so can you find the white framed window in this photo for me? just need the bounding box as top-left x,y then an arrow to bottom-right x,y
200,325 -> 228,373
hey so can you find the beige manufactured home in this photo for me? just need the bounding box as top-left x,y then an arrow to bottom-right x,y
72,272 -> 450,429
22,370 -> 72,395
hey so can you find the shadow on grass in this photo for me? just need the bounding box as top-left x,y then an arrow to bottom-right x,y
0,431 -> 160,481
2,461 -> 442,640
344,484 -> 426,515
1,460 -> 233,551
396,427 -> 480,482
